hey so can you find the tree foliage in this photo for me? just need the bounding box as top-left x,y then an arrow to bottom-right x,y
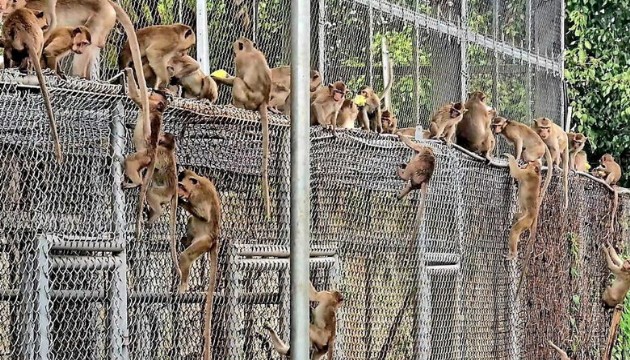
565,0 -> 630,187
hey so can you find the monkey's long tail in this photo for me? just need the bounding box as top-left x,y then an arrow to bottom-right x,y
169,161 -> 181,280
263,325 -> 291,355
259,103 -> 271,220
562,147 -> 569,209
30,49 -> 62,163
203,247 -> 218,360
547,340 -> 570,360
610,186 -> 619,233
109,0 -> 151,143
515,209 -> 540,300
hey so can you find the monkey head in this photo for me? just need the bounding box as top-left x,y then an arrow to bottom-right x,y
358,85 -> 376,101
381,109 -> 397,134
71,27 -> 92,55
310,70 -> 322,92
157,132 -> 176,151
328,81 -> 348,102
449,102 -> 466,118
148,90 -> 170,113
491,117 -> 508,134
570,133 -> 586,151
233,37 -> 256,54
600,153 -> 616,165
467,91 -> 486,102
177,169 -> 208,201
28,9 -> 49,31
533,118 -> 553,140
0,0 -> 25,14
522,160 -> 541,177
170,55 -> 201,79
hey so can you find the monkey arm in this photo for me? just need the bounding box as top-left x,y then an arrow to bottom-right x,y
212,75 -> 235,86
308,324 -> 332,349
608,244 -> 624,267
504,154 -> 523,179
514,138 -> 523,160
603,245 -> 620,271
398,134 -> 424,153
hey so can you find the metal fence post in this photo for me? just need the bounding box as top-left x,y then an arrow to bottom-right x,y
318,0 -> 327,79
460,0 -> 468,102
108,101 -> 129,360
36,235 -> 51,360
196,0 -> 210,74
289,0 -> 311,356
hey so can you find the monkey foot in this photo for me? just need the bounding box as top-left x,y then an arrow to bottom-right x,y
177,282 -> 189,294
267,106 -> 282,115
504,253 -> 517,261
122,182 -> 140,189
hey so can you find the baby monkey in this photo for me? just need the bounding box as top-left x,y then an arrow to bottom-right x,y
42,26 -> 91,78
397,134 -> 435,200
602,242 -> 630,308
263,281 -> 343,360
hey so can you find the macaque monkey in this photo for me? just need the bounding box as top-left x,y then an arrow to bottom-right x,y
567,132 -> 587,171
263,281 -> 343,360
574,151 -> 589,172
177,169 -> 221,360
397,133 -> 435,200
531,118 -> 569,208
491,117 -> 553,198
397,127 -> 431,139
276,68 -> 322,116
504,153 -> 541,261
428,102 -> 466,145
41,25 -> 91,77
455,91 -> 496,161
335,99 -> 359,129
548,341 -> 570,360
310,81 -> 349,129
169,55 -> 218,103
2,8 -> 63,162
119,24 -> 196,90
230,37 -> 272,219
381,109 -> 398,134
592,154 -> 622,186
356,68 -> 394,132
602,242 -> 630,308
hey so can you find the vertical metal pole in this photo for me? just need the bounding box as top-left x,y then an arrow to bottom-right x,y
525,0 -> 532,122
460,0 -> 468,102
491,0 -> 499,109
559,0 -> 566,128
289,0 -> 311,356
36,235 -> 50,360
109,101 -> 129,360
381,37 -> 392,111
368,0 -> 374,85
318,0 -> 326,79
196,0 -> 210,74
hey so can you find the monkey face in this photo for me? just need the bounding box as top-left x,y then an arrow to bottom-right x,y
329,82 -> 347,102
449,103 -> 464,118
71,29 -> 91,55
177,169 -> 202,199
468,91 -> 486,102
491,117 -> 507,134
331,291 -> 344,306
158,133 -> 176,150
149,92 -> 169,113
233,37 -> 255,54
536,126 -> 551,140
310,70 -> 322,91
601,154 -> 615,164
571,136 -> 585,150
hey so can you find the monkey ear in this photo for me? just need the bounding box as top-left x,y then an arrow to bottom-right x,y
238,41 -> 244,51
72,27 -> 82,36
184,29 -> 194,38
34,10 -> 45,18
328,83 -> 334,89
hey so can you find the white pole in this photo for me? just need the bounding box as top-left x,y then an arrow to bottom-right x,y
196,0 -> 210,74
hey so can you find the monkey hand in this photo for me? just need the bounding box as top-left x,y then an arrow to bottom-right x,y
502,153 -> 515,160
504,252 -> 517,261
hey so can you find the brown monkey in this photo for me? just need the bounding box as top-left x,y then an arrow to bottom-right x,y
593,154 -> 622,186
356,69 -> 394,133
504,153 -> 541,261
428,102 -> 466,145
532,118 -> 569,208
574,151 -> 589,172
567,132 -> 587,171
397,133 -> 435,200
2,8 -> 63,162
548,341 -> 570,360
230,37 -> 272,219
276,69 -> 322,116
177,169 -> 221,360
41,25 -> 91,77
335,99 -> 359,129
381,109 -> 398,134
263,281 -> 343,360
455,91 -> 496,162
119,24 -> 196,90
169,54 -> 218,103
397,127 -> 431,139
491,117 -> 553,198
602,242 -> 630,308
310,81 -> 349,129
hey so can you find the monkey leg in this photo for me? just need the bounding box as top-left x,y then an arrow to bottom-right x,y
309,324 -> 332,350
146,49 -> 170,89
443,126 -> 457,146
146,190 -> 166,223
397,166 -> 410,181
397,183 -> 412,200
506,215 -> 534,260
178,236 -> 214,293
264,325 -> 291,355
123,151 -> 151,188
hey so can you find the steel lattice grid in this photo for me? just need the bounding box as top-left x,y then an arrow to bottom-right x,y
531,0 -> 563,60
531,69 -> 563,123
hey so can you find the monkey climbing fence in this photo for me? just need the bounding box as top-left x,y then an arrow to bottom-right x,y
0,71 -> 625,360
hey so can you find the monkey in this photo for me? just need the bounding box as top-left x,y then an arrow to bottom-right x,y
119,24 -> 196,90
602,242 -> 630,308
428,102 -> 466,145
276,69 -> 322,116
177,168 -> 221,360
574,151 -> 589,172
334,99 -> 359,129
41,25 -> 91,77
263,281 -> 343,360
397,133 -> 435,200
230,37 -> 272,219
2,7 -> 63,162
168,54 -> 218,103
455,91 -> 496,162
592,154 -> 622,186
356,68 -> 394,133
531,118 -> 569,209
490,117 -> 553,199
380,109 -> 398,134
548,340 -> 570,360
567,132 -> 587,171
310,81 -> 349,130
504,153 -> 541,261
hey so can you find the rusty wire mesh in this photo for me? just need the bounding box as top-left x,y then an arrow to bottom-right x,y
0,70 -> 626,359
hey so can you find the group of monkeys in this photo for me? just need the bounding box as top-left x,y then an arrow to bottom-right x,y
0,0 -> 625,359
